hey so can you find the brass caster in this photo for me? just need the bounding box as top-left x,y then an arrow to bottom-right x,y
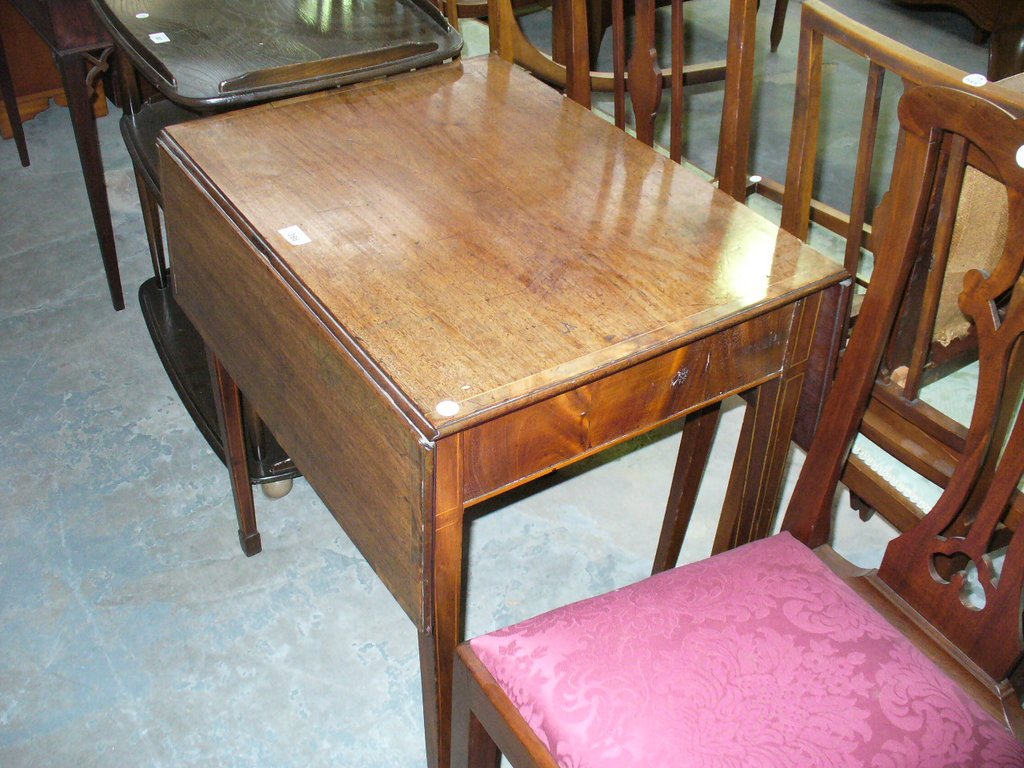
260,477 -> 293,499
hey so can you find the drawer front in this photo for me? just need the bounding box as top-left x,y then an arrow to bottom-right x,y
461,302 -> 795,502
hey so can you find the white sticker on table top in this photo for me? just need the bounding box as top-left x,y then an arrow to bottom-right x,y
149,32 -> 170,44
1017,145 -> 1024,169
436,400 -> 460,417
962,73 -> 987,87
278,225 -> 311,246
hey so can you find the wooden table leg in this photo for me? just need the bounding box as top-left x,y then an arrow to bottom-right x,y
0,33 -> 29,166
651,401 -> 722,573
420,434 -> 466,768
990,24 -> 1024,81
208,350 -> 262,556
712,376 -> 792,553
54,47 -> 124,310
712,290 -> 831,554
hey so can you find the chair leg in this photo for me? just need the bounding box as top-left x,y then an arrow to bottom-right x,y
652,402 -> 721,573
208,350 -> 262,556
988,23 -> 1024,81
451,649 -> 503,768
770,0 -> 789,52
0,32 -> 29,167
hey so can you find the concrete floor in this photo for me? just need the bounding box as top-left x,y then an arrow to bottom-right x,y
0,1 -> 985,765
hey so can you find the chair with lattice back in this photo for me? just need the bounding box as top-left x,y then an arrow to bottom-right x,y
450,81 -> 1024,767
766,1 -> 1024,538
652,2 -> 1024,571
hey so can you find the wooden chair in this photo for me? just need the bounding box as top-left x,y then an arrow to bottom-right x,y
487,0 -> 756,199
740,0 -> 1024,538
757,2 -> 1016,289
653,2 -> 1024,567
451,81 -> 1024,767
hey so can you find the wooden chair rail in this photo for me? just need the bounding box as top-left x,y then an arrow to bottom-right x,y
486,3 -> 725,96
488,0 -> 756,199
756,0 -> 1024,272
653,1 -> 1024,578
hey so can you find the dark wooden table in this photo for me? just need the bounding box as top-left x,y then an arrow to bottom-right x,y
90,0 -> 463,108
158,56 -> 847,767
896,0 -> 1024,80
0,0 -> 122,309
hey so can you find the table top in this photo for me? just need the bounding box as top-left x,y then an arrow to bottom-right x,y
89,0 -> 461,107
10,0 -> 111,51
159,55 -> 846,437
895,0 -> 1024,28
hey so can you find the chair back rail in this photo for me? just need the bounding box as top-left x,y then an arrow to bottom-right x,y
487,0 -> 755,199
774,0 -> 1024,275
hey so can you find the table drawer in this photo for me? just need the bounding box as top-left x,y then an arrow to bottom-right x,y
461,302 -> 795,502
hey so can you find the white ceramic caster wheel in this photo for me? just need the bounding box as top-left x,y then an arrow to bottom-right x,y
260,478 -> 294,499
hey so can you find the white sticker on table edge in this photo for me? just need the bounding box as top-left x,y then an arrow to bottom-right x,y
436,400 -> 460,417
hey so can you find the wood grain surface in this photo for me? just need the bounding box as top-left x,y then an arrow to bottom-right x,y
161,56 -> 844,435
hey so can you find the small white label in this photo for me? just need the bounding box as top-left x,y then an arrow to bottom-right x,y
748,174 -> 762,184
1017,145 -> 1024,169
436,400 -> 460,417
962,73 -> 987,87
149,32 -> 170,44
136,12 -> 150,18
278,225 -> 311,245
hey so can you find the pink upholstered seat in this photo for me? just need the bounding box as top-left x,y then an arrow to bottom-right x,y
470,532 -> 1024,767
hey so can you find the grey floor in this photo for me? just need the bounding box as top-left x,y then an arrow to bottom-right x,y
0,1 -> 986,766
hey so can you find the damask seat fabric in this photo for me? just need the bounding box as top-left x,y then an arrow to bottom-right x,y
469,532 -> 1024,767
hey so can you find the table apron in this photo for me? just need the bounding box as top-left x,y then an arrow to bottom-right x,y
461,302 -> 796,503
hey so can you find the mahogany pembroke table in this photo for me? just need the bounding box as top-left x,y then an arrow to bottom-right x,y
158,56 -> 848,768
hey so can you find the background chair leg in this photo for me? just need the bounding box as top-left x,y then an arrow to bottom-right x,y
770,0 -> 790,52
